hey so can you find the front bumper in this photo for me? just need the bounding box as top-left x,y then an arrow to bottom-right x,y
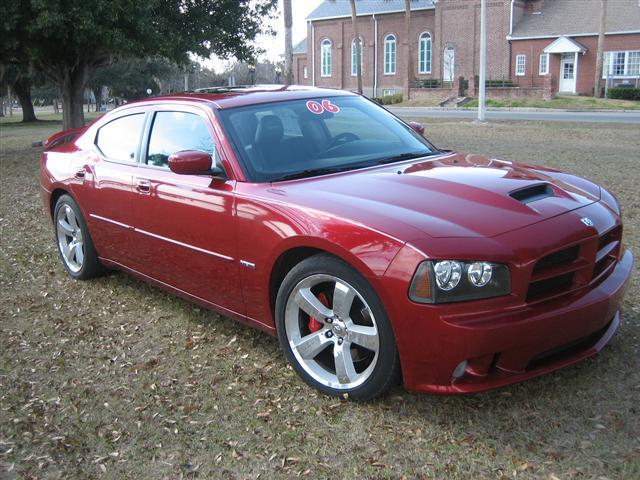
385,248 -> 633,394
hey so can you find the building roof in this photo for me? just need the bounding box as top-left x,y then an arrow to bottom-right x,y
293,38 -> 307,55
307,0 -> 435,21
511,0 -> 640,39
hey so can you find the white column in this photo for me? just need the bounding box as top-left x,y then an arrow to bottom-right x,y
478,0 -> 487,122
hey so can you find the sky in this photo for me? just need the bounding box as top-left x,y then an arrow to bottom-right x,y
203,0 -> 323,71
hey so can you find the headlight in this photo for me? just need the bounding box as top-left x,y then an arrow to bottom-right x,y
409,260 -> 510,304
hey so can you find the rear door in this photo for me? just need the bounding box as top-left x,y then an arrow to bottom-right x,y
75,109 -> 147,265
128,106 -> 243,313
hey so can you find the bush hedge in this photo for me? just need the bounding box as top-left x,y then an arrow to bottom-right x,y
371,93 -> 403,105
607,87 -> 640,101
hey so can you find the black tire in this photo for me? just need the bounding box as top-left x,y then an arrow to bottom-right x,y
53,194 -> 103,280
275,254 -> 401,401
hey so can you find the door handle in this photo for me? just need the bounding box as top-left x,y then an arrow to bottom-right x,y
136,179 -> 151,194
74,168 -> 86,179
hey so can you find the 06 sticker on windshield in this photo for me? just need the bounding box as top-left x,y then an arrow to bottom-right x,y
306,99 -> 340,115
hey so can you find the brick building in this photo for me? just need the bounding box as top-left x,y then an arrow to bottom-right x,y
292,0 -> 640,98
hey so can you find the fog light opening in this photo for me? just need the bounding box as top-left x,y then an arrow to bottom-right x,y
452,360 -> 468,379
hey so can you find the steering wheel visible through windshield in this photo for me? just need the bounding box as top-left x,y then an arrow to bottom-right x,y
218,95 -> 438,182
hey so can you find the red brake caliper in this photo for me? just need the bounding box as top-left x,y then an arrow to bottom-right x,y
308,292 -> 329,333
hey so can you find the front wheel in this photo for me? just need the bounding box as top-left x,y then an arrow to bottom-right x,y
275,254 -> 400,400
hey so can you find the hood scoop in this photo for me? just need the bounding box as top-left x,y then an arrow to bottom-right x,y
510,183 -> 554,204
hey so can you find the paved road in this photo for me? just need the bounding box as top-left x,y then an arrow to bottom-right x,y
389,107 -> 640,124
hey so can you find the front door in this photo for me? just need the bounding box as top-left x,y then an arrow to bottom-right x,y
130,108 -> 243,313
559,53 -> 576,93
443,47 -> 455,82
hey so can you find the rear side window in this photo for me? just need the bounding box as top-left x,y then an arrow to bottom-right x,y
146,111 -> 215,168
95,113 -> 145,162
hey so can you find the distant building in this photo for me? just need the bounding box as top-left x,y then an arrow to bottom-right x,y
292,0 -> 640,98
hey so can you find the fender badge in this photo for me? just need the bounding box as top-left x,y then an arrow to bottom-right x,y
580,217 -> 594,227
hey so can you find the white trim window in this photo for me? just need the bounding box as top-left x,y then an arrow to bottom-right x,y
515,54 -> 526,76
603,50 -> 640,78
539,53 -> 549,75
384,34 -> 396,75
303,66 -> 308,79
418,32 -> 432,74
320,39 -> 332,77
351,37 -> 364,76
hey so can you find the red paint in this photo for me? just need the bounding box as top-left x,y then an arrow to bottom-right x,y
39,86 -> 633,394
168,150 -> 212,175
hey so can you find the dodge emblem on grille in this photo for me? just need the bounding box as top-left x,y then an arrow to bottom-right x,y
580,217 -> 594,227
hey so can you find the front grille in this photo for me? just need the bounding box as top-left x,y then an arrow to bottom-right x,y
532,245 -> 579,274
526,226 -> 621,303
527,272 -> 574,302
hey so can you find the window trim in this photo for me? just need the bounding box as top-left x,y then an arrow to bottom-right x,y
515,54 -> 526,76
418,32 -> 432,74
320,38 -> 332,77
602,50 -> 640,78
351,37 -> 364,77
94,112 -> 148,165
384,34 -> 397,75
539,53 -> 549,75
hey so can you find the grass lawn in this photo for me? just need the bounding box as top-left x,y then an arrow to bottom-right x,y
1,118 -> 639,479
461,95 -> 640,110
398,95 -> 640,110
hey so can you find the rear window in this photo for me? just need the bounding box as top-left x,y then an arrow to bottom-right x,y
218,95 -> 436,182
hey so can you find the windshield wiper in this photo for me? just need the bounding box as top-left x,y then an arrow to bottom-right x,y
376,151 -> 436,165
271,166 -> 360,182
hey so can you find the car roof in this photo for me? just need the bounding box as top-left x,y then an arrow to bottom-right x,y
139,85 -> 357,110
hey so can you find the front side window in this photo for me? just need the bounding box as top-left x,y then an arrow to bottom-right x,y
95,113 -> 145,162
515,54 -> 526,76
351,37 -> 364,76
146,111 -> 214,168
419,33 -> 432,74
321,39 -> 332,77
539,53 -> 549,75
384,34 -> 396,75
218,95 -> 437,183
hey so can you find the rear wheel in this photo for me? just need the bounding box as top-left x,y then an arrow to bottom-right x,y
54,194 -> 103,280
275,254 -> 400,400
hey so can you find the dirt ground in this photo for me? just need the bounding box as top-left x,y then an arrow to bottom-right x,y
1,117 -> 639,479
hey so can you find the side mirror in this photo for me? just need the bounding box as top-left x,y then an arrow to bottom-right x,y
168,150 -> 224,177
408,121 -> 425,136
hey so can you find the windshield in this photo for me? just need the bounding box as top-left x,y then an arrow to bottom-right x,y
218,95 -> 437,182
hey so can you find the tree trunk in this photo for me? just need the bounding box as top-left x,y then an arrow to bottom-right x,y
405,0 -> 412,100
283,0 -> 293,84
13,76 -> 37,122
350,0 -> 362,94
92,87 -> 103,113
593,0 -> 608,98
57,63 -> 89,130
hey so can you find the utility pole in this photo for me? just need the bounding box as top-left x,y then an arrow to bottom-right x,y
283,0 -> 293,84
349,0 -> 363,94
477,0 -> 487,122
594,0 -> 608,98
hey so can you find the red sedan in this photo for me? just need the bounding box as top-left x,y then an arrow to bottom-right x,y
40,86 -> 633,400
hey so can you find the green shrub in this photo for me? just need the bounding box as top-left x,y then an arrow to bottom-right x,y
371,93 -> 403,105
415,79 -> 441,88
607,87 -> 640,101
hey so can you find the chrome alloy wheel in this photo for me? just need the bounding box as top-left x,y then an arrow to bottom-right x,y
284,274 -> 380,390
56,204 -> 85,273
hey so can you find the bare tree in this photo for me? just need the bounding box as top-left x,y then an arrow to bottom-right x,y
593,0 -> 608,98
405,0 -> 413,99
349,0 -> 363,94
284,0 -> 293,84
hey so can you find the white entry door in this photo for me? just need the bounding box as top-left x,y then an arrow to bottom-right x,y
443,47 -> 455,82
559,53 -> 576,93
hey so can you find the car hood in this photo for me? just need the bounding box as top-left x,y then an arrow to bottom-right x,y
261,152 -> 601,239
